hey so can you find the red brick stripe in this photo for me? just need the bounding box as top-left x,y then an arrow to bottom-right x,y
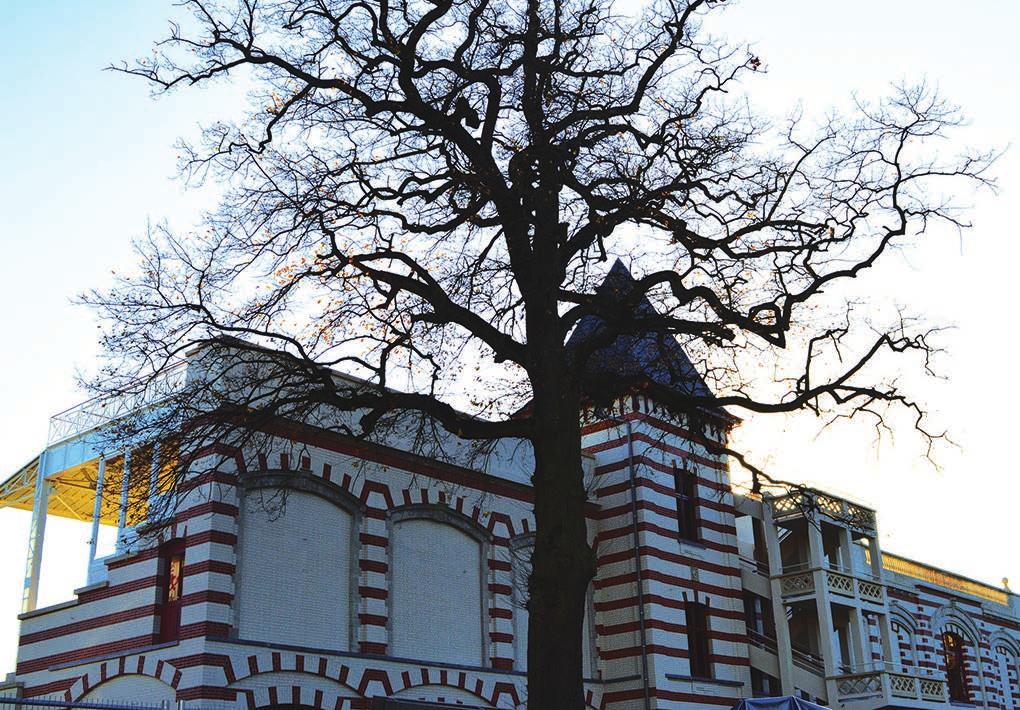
17,634 -> 155,674
19,605 -> 158,646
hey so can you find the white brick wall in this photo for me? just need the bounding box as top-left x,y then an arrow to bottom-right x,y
390,517 -> 484,666
236,489 -> 354,650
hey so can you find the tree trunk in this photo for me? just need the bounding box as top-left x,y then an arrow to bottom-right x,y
526,371 -> 595,710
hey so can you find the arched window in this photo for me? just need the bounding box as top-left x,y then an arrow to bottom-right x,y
943,631 -> 970,703
235,475 -> 359,650
891,619 -> 917,671
390,507 -> 487,666
993,642 -> 1017,710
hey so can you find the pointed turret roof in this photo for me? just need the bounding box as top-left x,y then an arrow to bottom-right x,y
566,259 -> 718,408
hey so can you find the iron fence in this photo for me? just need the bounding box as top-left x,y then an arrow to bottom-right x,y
0,697 -> 178,710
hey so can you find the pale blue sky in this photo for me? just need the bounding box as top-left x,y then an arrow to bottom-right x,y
0,0 -> 1018,675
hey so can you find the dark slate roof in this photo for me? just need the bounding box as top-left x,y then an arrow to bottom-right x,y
566,260 -> 717,405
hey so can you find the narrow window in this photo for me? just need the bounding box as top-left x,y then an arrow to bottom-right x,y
158,540 -> 185,643
674,462 -> 700,542
167,553 -> 184,601
943,631 -> 969,702
997,648 -> 1015,710
686,601 -> 712,678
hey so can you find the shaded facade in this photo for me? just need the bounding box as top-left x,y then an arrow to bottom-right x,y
0,265 -> 1016,708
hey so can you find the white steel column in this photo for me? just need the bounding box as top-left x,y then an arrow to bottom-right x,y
87,456 -> 107,568
22,450 -> 50,612
148,442 -> 161,521
117,450 -> 132,549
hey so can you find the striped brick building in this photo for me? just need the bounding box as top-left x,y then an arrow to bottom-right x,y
0,270 -> 1017,709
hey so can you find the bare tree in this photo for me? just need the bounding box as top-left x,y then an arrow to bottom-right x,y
85,0 -> 993,706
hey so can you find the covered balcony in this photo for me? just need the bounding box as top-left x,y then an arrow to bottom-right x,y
0,371 -> 184,612
768,488 -> 877,535
776,562 -> 886,606
832,661 -> 950,709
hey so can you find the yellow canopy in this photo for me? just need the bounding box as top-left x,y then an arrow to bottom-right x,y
0,455 -> 131,524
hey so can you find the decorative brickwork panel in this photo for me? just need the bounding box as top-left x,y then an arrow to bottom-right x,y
236,490 -> 355,649
390,518 -> 484,666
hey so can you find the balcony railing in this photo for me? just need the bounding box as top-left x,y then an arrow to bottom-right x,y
746,629 -> 826,676
775,566 -> 886,604
779,571 -> 815,597
739,556 -> 771,577
746,629 -> 778,653
834,663 -> 948,705
792,645 -> 825,675
769,489 -> 876,532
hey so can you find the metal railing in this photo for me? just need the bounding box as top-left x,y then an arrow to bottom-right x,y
0,698 -> 177,710
746,629 -> 778,653
47,364 -> 188,446
791,645 -> 825,674
739,556 -> 771,576
744,628 -> 826,676
836,660 -> 939,678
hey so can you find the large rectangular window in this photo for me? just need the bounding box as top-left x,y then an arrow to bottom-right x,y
686,601 -> 712,678
674,462 -> 700,542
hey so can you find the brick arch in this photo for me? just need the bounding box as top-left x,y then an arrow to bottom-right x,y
241,469 -> 366,517
66,656 -> 182,702
226,653 -> 373,707
991,629 -> 1020,658
930,604 -> 982,646
230,670 -> 366,710
889,602 -> 920,669
889,602 -> 918,634
388,667 -> 514,707
391,684 -> 496,707
389,502 -> 493,543
388,503 -> 495,667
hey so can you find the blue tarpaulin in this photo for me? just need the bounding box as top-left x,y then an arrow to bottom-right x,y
730,697 -> 828,710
